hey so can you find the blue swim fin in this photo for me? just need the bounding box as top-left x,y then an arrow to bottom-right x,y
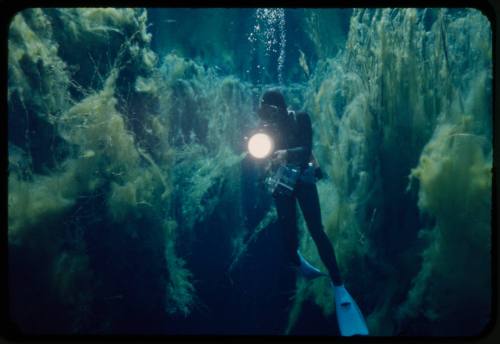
333,284 -> 369,336
297,251 -> 327,280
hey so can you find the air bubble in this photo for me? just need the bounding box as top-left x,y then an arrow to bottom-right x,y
247,8 -> 286,84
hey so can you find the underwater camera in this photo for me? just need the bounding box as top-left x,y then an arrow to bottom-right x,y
266,162 -> 322,196
246,127 -> 299,196
246,124 -> 323,196
265,164 -> 300,196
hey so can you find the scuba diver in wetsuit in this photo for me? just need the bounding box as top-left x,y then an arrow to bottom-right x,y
255,89 -> 342,286
250,89 -> 369,336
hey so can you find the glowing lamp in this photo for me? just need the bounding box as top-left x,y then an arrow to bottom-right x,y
248,133 -> 273,159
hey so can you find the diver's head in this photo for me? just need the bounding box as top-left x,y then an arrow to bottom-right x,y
258,89 -> 288,123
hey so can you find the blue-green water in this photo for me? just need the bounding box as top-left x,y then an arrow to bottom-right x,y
7,8 -> 492,336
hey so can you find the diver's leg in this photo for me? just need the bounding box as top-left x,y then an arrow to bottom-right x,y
274,193 -> 300,266
296,182 -> 342,285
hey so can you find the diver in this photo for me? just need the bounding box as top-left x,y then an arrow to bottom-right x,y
247,89 -> 369,336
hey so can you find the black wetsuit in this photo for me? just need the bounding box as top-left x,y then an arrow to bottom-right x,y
272,111 -> 342,285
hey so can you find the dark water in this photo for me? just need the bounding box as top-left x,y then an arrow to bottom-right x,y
7,8 -> 492,336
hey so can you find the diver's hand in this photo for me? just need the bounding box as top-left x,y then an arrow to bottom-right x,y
273,149 -> 287,163
263,160 -> 272,174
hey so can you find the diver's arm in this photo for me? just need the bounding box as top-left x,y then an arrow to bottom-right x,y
286,146 -> 308,154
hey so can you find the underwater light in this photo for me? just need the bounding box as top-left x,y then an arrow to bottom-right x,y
248,133 -> 273,159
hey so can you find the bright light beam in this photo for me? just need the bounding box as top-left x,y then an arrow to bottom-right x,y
248,133 -> 273,159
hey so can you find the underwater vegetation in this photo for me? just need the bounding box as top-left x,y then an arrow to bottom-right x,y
7,7 -> 492,336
